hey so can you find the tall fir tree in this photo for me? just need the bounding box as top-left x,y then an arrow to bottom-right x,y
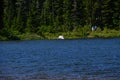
0,0 -> 3,29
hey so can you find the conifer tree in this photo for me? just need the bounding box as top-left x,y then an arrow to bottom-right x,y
0,0 -> 3,29
1,0 -> 120,37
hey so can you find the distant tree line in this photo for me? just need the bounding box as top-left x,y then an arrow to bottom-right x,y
0,0 -> 120,35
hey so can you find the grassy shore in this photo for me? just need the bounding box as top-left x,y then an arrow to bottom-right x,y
0,28 -> 120,40
88,28 -> 120,38
18,28 -> 120,40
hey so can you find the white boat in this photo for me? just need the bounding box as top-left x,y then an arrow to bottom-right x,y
58,35 -> 64,39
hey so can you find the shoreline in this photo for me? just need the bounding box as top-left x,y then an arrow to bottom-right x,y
0,35 -> 120,41
0,29 -> 120,41
0,34 -> 120,41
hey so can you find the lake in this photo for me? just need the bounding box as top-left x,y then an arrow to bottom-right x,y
0,38 -> 120,80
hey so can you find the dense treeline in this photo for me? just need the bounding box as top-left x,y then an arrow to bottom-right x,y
0,0 -> 120,40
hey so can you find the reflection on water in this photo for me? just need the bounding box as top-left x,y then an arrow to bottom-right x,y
0,38 -> 120,80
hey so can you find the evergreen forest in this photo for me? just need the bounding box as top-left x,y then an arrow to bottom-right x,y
0,0 -> 120,40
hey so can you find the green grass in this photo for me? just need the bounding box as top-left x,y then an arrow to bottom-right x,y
18,33 -> 44,40
89,28 -> 120,38
0,27 -> 120,41
0,35 -> 8,40
15,31 -> 88,40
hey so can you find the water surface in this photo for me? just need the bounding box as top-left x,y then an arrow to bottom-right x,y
0,38 -> 120,80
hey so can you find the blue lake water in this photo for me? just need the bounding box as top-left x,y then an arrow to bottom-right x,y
0,38 -> 120,80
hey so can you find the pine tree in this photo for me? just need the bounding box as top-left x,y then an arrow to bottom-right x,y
26,0 -> 40,32
101,0 -> 117,29
112,0 -> 120,29
53,0 -> 64,32
63,0 -> 73,31
4,0 -> 12,29
0,0 -> 3,29
41,0 -> 52,26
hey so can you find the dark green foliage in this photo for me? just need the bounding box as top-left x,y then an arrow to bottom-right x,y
0,0 -> 3,29
0,0 -> 120,40
101,0 -> 120,29
0,28 -> 20,40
